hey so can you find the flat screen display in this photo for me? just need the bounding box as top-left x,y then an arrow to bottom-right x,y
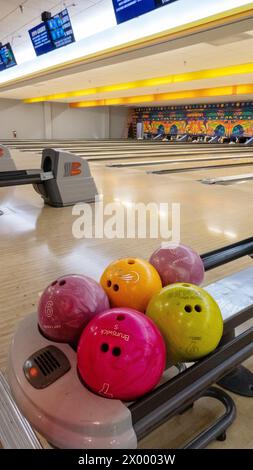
112,0 -> 179,24
29,9 -> 75,57
0,43 -> 17,71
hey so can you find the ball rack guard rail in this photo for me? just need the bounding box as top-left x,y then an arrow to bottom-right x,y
130,237 -> 253,445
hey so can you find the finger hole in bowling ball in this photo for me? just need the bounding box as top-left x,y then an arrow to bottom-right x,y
107,280 -> 112,287
128,259 -> 135,265
195,305 -> 202,312
101,343 -> 109,353
51,281 -> 57,286
59,280 -> 66,286
117,315 -> 125,321
112,347 -> 121,357
184,305 -> 192,313
183,284 -> 191,287
113,284 -> 119,292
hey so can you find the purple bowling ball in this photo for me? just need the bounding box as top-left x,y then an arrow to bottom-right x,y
38,274 -> 109,343
149,243 -> 205,287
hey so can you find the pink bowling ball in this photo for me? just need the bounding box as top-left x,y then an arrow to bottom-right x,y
149,243 -> 205,287
38,275 -> 110,344
77,308 -> 166,401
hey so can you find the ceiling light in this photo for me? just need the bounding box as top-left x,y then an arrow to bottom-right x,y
24,62 -> 253,103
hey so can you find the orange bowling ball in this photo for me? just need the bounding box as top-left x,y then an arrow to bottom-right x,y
100,257 -> 162,312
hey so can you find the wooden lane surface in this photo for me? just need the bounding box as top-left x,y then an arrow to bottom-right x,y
0,140 -> 248,151
3,146 -> 253,166
8,146 -> 253,153
0,139 -> 240,145
17,147 -> 253,154
0,148 -> 252,449
2,140 -> 253,167
105,155 -> 253,169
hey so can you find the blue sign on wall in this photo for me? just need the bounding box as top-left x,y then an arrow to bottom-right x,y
112,0 -> 179,24
29,9 -> 75,57
0,43 -> 17,71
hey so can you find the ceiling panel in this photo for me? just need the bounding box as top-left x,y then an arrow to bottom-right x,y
1,36 -> 253,101
0,1 -> 104,44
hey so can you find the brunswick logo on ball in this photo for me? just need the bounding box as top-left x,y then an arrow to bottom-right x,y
100,328 -> 130,342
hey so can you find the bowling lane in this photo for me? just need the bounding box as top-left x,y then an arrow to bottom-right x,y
12,143 -> 245,152
4,142 -> 251,171
154,160 -> 253,199
0,138 -> 226,147
173,162 -> 253,184
4,142 -> 252,167
1,139 -> 250,157
3,139 -> 253,174
76,148 -> 252,161
8,145 -> 253,179
1,139 -> 192,150
103,157 -> 253,175
148,160 -> 253,175
0,138 -> 246,148
105,153 -> 253,168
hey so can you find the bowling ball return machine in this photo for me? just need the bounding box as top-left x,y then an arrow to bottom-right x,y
0,145 -> 98,206
0,238 -> 253,449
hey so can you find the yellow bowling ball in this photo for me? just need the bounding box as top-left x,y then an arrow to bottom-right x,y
100,257 -> 162,312
146,283 -> 223,364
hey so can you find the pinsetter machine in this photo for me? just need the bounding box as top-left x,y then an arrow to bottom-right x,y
0,145 -> 98,206
0,238 -> 252,449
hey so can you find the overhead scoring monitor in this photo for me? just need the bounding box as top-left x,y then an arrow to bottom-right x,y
0,43 -> 17,71
112,0 -> 179,24
29,9 -> 75,57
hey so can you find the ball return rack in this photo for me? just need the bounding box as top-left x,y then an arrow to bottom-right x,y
0,145 -> 98,207
0,238 -> 252,449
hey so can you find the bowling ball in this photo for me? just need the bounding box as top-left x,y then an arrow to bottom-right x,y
100,258 -> 162,312
149,243 -> 204,286
77,308 -> 166,401
146,283 -> 223,364
38,274 -> 109,344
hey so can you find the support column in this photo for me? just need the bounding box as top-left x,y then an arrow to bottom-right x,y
43,102 -> 52,140
104,106 -> 110,139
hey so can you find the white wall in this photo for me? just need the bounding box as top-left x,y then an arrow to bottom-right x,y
109,107 -> 130,138
0,99 -> 45,139
51,103 -> 110,139
0,99 -> 130,139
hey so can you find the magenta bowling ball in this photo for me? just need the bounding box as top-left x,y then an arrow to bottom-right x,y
38,275 -> 110,343
149,243 -> 204,286
77,308 -> 166,401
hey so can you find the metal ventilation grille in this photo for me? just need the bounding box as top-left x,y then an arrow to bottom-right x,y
64,162 -> 72,177
23,346 -> 71,389
33,349 -> 61,376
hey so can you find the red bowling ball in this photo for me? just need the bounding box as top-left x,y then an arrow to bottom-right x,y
149,243 -> 205,286
38,274 -> 109,344
77,308 -> 166,401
